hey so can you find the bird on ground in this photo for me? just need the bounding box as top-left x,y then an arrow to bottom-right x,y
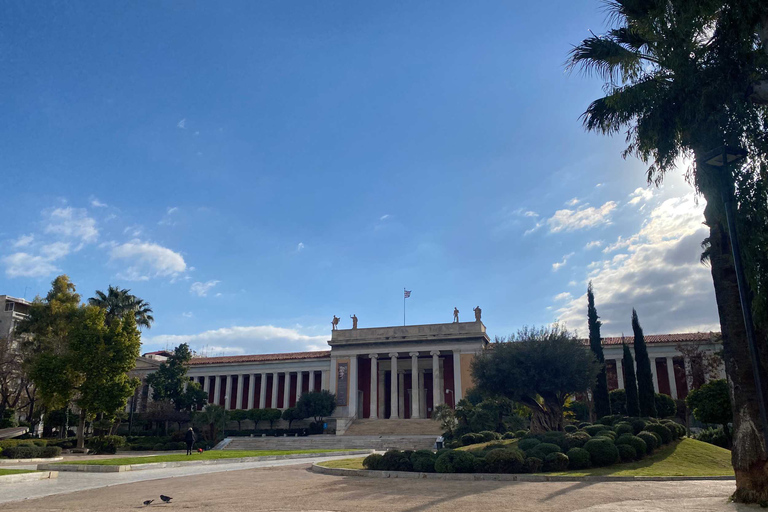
143,499 -> 154,506
159,495 -> 173,503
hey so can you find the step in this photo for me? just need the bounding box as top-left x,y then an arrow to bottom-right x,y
343,419 -> 443,436
224,434 -> 436,451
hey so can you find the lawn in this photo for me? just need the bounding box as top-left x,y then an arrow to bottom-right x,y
319,457 -> 366,470
458,439 -> 518,452
545,438 -> 733,477
0,469 -> 35,476
55,449 -> 349,466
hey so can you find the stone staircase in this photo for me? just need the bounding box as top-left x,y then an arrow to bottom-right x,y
342,419 -> 443,436
225,434 -> 435,451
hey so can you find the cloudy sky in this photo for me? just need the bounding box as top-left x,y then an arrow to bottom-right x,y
1,2 -> 719,356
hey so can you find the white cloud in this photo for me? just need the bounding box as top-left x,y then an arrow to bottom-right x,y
585,240 -> 603,250
40,242 -> 71,260
123,225 -> 143,237
90,197 -> 107,208
182,312 -> 194,318
524,221 -> 544,236
555,194 -> 719,336
158,207 -> 179,226
12,234 -> 34,248
110,240 -> 187,280
144,325 -> 330,355
297,242 -> 305,252
190,280 -> 220,297
565,197 -> 580,206
554,292 -> 573,302
628,187 -> 654,205
568,280 -> 579,287
552,252 -> 575,272
380,214 -> 391,221
177,119 -> 186,129
2,252 -> 59,278
547,201 -> 618,233
44,207 -> 98,244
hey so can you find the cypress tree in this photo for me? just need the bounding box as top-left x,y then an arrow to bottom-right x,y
622,342 -> 640,417
632,309 -> 657,417
587,282 -> 610,418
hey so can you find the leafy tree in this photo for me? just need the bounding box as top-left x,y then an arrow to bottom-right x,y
609,389 -> 628,416
587,283 -> 610,418
632,310 -> 657,417
230,409 -> 248,431
432,403 -> 458,436
176,383 -> 208,412
655,393 -> 677,418
145,344 -> 205,411
281,407 -> 305,429
261,408 -> 282,429
88,285 -> 154,329
622,343 -> 641,417
247,408 -> 263,428
295,391 -> 336,423
567,1 -> 768,501
471,325 -> 600,432
687,379 -> 733,447
192,405 -> 228,441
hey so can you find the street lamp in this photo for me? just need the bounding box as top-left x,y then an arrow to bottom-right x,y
698,145 -> 768,444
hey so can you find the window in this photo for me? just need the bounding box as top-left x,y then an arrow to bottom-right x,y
4,302 -> 13,312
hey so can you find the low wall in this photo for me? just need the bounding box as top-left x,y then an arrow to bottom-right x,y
0,471 -> 58,484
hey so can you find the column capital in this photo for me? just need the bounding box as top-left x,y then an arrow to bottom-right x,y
430,350 -> 441,356
409,351 -> 420,358
369,353 -> 378,359
388,352 -> 399,358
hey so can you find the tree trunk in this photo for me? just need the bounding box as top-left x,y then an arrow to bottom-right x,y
528,399 -> 564,433
704,201 -> 768,503
76,409 -> 87,449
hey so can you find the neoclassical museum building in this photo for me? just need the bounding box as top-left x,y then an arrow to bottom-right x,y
131,320 -> 724,429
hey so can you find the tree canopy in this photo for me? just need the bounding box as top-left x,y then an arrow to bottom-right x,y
295,390 -> 336,423
687,379 -> 733,445
145,343 -> 206,411
587,282 -> 610,418
471,325 -> 599,432
88,285 -> 154,329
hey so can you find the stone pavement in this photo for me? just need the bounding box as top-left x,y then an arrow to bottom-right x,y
0,461 -> 750,512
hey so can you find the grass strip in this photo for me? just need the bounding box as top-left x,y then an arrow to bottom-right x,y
0,469 -> 35,476
55,449 -> 348,466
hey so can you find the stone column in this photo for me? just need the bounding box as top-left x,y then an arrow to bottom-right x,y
431,350 -> 441,408
389,353 -> 399,419
349,356 -> 358,419
296,371 -> 304,402
650,358 -> 660,393
329,358 -> 338,395
203,375 -> 210,395
398,372 -> 405,419
378,370 -> 386,419
282,372 -> 291,409
452,350 -> 463,402
236,374 -> 245,410
212,376 -> 220,407
259,373 -> 267,409
270,373 -> 278,409
666,357 -> 678,399
322,370 -> 330,391
616,359 -> 625,390
410,352 -> 421,419
247,374 -> 256,409
225,375 -> 233,410
369,355 -> 378,420
418,370 -> 427,418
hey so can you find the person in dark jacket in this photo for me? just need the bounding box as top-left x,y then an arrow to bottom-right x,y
185,428 -> 196,455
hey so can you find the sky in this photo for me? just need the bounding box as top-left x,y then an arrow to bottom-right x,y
0,1 -> 720,357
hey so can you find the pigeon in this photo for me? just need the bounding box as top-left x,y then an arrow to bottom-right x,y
159,495 -> 173,503
143,499 -> 154,506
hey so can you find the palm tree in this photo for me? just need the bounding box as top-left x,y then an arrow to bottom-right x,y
89,286 -> 154,329
567,0 -> 768,502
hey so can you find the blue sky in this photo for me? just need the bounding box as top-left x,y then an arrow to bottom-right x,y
1,1 -> 719,356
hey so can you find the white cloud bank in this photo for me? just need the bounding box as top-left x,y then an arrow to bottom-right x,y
547,201 -> 618,233
555,194 -> 719,336
190,280 -> 220,297
110,240 -> 187,281
144,325 -> 329,355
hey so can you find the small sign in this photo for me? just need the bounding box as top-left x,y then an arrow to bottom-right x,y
323,422 -> 327,429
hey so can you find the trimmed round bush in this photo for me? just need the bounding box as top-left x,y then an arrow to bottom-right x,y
514,430 -> 529,438
636,431 -> 658,454
583,425 -> 606,437
380,450 -> 413,472
461,433 -> 485,446
502,432 -> 515,440
565,431 -> 591,449
564,425 -> 578,433
474,456 -> 489,474
596,430 -> 616,440
410,450 -> 437,473
1,446 -> 34,459
544,452 -> 569,472
566,447 -> 591,469
631,419 -> 647,435
598,415 -> 620,426
617,443 -> 637,462
479,431 -> 501,442
645,424 -> 672,444
583,438 -> 619,467
435,450 -> 477,473
614,422 -> 633,436
627,436 -> 647,458
615,433 -> 634,445
661,420 -> 684,440
518,438 -> 541,451
363,453 -> 385,470
524,456 -> 543,473
535,443 -> 562,456
485,448 -> 525,474
40,446 -> 62,458
578,422 -> 591,429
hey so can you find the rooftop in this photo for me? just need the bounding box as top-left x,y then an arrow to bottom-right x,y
187,350 -> 331,366
329,321 -> 489,346
588,332 -> 720,346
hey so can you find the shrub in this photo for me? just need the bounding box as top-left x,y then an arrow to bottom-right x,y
379,450 -> 413,472
694,427 -> 729,448
410,450 -> 437,473
518,438 -> 541,451
636,431 -> 658,453
596,430 -> 616,440
645,423 -> 672,444
502,432 -> 515,440
435,450 -> 477,473
583,438 -> 619,467
86,436 -> 126,455
524,456 -> 543,473
614,422 -> 633,436
583,425 -> 606,437
535,443 -> 562,456
479,431 -> 501,442
598,415 -> 620,426
484,448 -> 525,474
461,433 -> 485,446
514,430 -> 528,438
564,425 -> 578,433
474,456 -> 489,473
627,436 -> 647,458
655,393 -> 677,418
363,453 -> 385,470
662,420 -> 686,439
543,452 -> 569,472
565,431 -> 591,449
566,448 -> 591,469
542,431 -> 569,451
1,446 -> 35,458
617,443 -> 637,462
577,422 -> 591,429
631,419 -> 647,434
40,446 -> 62,458
615,433 -> 633,445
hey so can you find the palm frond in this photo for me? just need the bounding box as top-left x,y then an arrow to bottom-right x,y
567,35 -> 648,83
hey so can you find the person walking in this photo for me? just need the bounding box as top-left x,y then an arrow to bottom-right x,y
185,427 -> 196,455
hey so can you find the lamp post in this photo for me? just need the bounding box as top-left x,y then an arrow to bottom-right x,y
699,145 -> 768,445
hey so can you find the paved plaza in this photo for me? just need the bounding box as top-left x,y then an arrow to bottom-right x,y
0,460 -> 748,512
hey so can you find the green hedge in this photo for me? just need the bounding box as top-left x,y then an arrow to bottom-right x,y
583,438 -> 619,467
1,445 -> 61,459
435,450 -> 477,473
566,447 -> 591,469
644,423 -> 672,444
636,431 -> 658,453
410,450 -> 437,473
484,448 -> 525,473
86,436 -> 125,454
617,443 -> 637,462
